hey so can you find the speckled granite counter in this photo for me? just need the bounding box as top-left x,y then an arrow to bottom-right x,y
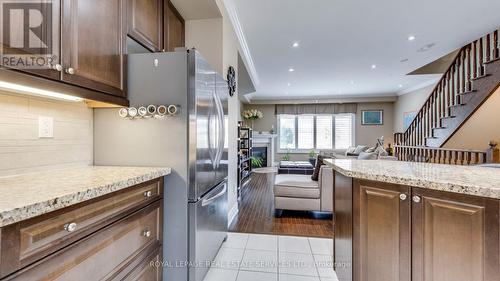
324,159 -> 500,199
0,166 -> 171,227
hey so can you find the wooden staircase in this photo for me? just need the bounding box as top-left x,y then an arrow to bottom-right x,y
394,28 -> 500,153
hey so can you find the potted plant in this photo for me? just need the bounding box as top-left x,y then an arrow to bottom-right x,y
242,109 -> 263,129
308,150 -> 317,166
251,156 -> 263,168
282,149 -> 291,161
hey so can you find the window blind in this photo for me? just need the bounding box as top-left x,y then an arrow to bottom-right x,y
335,114 -> 353,149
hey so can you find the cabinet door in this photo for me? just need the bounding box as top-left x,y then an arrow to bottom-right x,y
164,0 -> 184,52
353,179 -> 411,281
127,0 -> 163,51
61,0 -> 125,97
0,0 -> 61,80
412,188 -> 500,281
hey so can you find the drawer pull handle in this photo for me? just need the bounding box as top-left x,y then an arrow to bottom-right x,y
64,222 -> 77,232
399,193 -> 407,201
144,191 -> 153,197
143,230 -> 151,237
412,196 -> 421,203
65,67 -> 75,75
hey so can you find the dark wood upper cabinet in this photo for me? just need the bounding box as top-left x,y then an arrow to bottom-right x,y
61,0 -> 125,97
127,0 -> 163,52
411,188 -> 500,281
164,0 -> 184,52
0,0 -> 62,81
354,180 -> 411,281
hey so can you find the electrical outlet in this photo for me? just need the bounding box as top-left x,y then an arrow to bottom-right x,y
38,116 -> 54,138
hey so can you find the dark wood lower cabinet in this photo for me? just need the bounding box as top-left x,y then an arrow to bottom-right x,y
353,179 -> 411,281
412,188 -> 500,281
0,178 -> 164,281
334,171 -> 500,281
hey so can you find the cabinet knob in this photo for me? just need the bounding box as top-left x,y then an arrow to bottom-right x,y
65,67 -> 75,75
52,64 -> 63,72
144,191 -> 153,197
143,230 -> 151,237
412,196 -> 421,203
399,193 -> 407,201
64,222 -> 77,232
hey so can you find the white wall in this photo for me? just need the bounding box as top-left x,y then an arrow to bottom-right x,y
443,87 -> 500,150
216,0 -> 241,225
185,18 -> 223,74
393,84 -> 436,133
0,91 -> 93,176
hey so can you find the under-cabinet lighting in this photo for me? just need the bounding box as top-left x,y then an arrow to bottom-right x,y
0,81 -> 83,102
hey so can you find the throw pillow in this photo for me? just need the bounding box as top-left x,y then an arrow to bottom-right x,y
374,145 -> 388,157
311,154 -> 325,181
345,146 -> 356,156
352,145 -> 368,155
357,151 -> 378,160
365,147 -> 376,153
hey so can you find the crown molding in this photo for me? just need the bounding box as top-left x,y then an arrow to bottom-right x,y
221,0 -> 260,88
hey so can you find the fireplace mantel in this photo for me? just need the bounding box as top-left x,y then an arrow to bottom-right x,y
253,134 -> 278,167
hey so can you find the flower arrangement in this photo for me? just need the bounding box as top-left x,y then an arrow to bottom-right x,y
242,109 -> 263,120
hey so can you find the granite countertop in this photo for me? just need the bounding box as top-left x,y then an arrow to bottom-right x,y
0,166 -> 171,227
324,159 -> 500,199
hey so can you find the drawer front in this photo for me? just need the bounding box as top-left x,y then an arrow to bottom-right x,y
17,179 -> 162,266
6,201 -> 162,281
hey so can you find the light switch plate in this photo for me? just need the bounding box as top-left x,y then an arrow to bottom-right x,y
38,116 -> 54,138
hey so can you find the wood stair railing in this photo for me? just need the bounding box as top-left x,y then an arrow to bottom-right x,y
394,141 -> 499,165
394,28 -> 500,163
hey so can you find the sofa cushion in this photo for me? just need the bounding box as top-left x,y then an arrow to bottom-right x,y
274,174 -> 320,199
358,151 -> 378,160
275,174 -> 319,189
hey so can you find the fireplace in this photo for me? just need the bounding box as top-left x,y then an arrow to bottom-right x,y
252,147 -> 268,167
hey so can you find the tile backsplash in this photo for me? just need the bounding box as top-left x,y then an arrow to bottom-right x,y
0,91 -> 93,176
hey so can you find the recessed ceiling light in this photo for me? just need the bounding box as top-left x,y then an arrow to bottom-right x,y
398,84 -> 403,88
292,42 -> 299,48
287,83 -> 291,86
288,68 -> 295,72
408,35 -> 416,41
350,80 -> 355,85
371,64 -> 377,69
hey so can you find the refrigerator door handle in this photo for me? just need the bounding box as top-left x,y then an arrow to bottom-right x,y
201,183 -> 227,206
214,93 -> 225,169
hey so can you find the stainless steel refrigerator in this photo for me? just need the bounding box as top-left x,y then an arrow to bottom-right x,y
94,49 -> 228,281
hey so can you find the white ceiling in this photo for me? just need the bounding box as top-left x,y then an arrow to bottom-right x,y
232,0 -> 500,101
170,0 -> 220,20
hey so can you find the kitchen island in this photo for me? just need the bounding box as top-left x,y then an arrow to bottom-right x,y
0,166 -> 170,280
324,159 -> 500,281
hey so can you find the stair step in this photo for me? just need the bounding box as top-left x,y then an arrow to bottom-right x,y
483,56 -> 500,64
457,90 -> 476,95
432,126 -> 445,130
448,103 -> 466,109
441,115 -> 456,119
471,73 -> 490,81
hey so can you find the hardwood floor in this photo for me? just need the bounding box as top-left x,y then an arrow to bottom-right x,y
229,172 -> 334,238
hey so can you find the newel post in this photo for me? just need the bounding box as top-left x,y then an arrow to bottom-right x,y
486,141 -> 499,163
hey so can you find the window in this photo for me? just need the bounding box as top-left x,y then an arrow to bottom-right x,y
297,115 -> 314,149
335,114 -> 354,149
316,115 -> 333,149
278,114 -> 354,151
279,115 -> 296,149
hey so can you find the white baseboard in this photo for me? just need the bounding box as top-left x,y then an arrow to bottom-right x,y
228,203 -> 239,227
